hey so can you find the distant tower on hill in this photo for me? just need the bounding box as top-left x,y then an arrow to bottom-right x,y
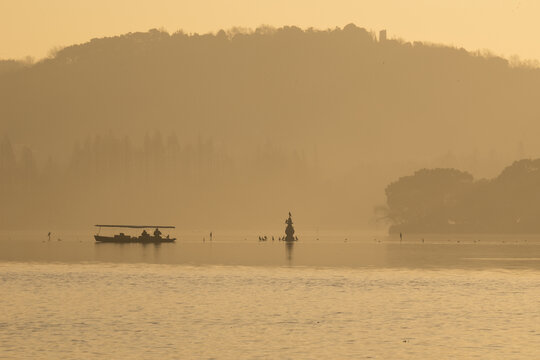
379,29 -> 387,42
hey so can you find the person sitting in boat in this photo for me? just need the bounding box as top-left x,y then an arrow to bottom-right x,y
141,229 -> 149,238
154,228 -> 162,238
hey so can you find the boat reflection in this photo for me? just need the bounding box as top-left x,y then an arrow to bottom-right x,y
94,241 -> 165,263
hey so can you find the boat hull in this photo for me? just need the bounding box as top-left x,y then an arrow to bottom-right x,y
94,235 -> 176,243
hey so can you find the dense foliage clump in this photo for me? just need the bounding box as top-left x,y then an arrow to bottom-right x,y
385,159 -> 540,233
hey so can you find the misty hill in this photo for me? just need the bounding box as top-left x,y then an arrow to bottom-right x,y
384,159 -> 540,233
1,24 -> 540,230
2,25 -> 539,165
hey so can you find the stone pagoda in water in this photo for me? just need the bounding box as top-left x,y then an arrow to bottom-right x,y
284,212 -> 297,242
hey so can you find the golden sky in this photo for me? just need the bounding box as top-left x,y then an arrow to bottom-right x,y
0,0 -> 538,61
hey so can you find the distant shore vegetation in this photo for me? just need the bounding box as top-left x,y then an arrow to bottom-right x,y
0,133 -> 315,229
383,159 -> 540,233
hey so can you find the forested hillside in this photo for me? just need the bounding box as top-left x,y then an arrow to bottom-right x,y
1,24 -> 539,229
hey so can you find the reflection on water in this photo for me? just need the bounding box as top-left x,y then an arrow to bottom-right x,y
2,230 -> 540,269
285,241 -> 294,264
1,263 -> 540,359
2,232 -> 540,359
95,241 -> 164,263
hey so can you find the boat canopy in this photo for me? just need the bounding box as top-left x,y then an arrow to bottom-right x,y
94,224 -> 175,229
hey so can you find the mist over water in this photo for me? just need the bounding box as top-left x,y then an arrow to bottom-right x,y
3,231 -> 540,269
2,20 -> 540,359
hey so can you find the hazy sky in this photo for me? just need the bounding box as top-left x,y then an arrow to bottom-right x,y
1,0 -> 538,61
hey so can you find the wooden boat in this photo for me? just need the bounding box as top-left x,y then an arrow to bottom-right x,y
94,224 -> 176,243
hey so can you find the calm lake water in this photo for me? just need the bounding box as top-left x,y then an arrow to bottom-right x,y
1,230 -> 540,359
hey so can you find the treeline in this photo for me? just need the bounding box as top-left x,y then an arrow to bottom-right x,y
384,159 -> 540,233
0,59 -> 32,76
0,134 -> 315,229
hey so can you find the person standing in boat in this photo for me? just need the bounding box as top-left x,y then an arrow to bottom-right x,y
154,228 -> 162,239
